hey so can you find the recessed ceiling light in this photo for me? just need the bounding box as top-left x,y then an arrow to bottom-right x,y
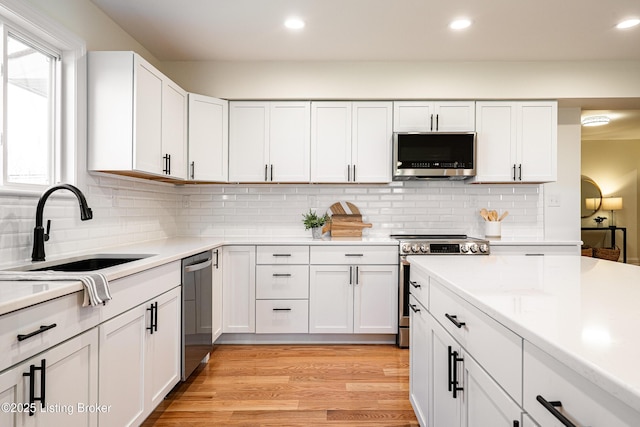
616,18 -> 640,29
581,115 -> 610,127
449,19 -> 472,30
284,18 -> 305,30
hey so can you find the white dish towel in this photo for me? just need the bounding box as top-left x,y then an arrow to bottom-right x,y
0,271 -> 112,307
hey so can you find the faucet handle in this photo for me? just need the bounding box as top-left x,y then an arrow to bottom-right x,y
44,219 -> 51,242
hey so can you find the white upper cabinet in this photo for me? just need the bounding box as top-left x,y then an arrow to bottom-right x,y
228,101 -> 310,182
393,101 -> 475,132
311,101 -> 393,183
88,51 -> 188,180
188,94 -> 228,182
473,101 -> 557,183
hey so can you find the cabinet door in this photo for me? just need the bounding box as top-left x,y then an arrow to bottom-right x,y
393,101 -> 434,132
474,102 -> 518,182
162,80 -> 188,179
434,101 -> 476,132
311,102 -> 352,182
146,288 -> 181,413
517,102 -> 557,182
409,296 -> 429,427
98,304 -> 147,427
353,265 -> 398,333
270,102 -> 311,182
229,102 -> 269,182
462,351 -> 522,427
430,318 -> 462,427
352,102 -> 393,183
188,94 -> 228,182
0,329 -> 99,427
212,248 -> 223,342
309,265 -> 353,333
222,246 -> 256,333
133,56 -> 163,175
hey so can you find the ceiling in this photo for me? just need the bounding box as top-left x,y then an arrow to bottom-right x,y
90,0 -> 640,140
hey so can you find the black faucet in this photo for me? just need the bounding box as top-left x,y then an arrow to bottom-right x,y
32,184 -> 93,262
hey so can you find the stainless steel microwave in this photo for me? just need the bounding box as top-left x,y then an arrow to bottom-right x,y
392,132 -> 476,180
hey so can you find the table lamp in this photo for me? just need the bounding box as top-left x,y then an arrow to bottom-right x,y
585,198 -> 598,210
601,197 -> 623,227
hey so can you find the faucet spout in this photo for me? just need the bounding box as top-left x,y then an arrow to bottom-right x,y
32,184 -> 93,262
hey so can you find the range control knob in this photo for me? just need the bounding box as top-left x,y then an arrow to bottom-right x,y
479,244 -> 489,253
411,244 -> 420,253
420,244 -> 428,253
460,244 -> 469,253
469,243 -> 479,253
401,243 -> 412,253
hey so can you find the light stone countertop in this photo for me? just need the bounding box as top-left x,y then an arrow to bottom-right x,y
407,254 -> 640,414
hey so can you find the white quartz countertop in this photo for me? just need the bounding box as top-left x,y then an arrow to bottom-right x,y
407,254 -> 640,413
0,236 -> 398,315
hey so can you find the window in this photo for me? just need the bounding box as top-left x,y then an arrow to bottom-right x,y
3,31 -> 59,186
0,0 -> 85,193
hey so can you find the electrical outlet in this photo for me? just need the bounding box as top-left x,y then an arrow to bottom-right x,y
182,195 -> 190,208
548,194 -> 561,207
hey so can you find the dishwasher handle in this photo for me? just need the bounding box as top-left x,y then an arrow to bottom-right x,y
184,258 -> 212,273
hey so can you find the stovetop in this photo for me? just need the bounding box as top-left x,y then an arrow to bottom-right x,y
391,234 -> 490,255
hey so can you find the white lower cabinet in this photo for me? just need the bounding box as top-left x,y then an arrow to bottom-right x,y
212,248 -> 223,342
409,295 -> 429,427
523,342 -> 640,427
0,328 -> 99,427
309,264 -> 398,334
98,287 -> 181,427
222,246 -> 256,333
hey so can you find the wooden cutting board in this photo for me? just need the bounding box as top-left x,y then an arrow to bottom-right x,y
322,202 -> 372,237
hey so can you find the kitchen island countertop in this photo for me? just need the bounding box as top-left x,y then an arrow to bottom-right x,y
407,254 -> 640,414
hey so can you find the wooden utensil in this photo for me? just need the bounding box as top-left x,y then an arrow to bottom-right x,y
480,208 -> 489,221
498,211 -> 509,221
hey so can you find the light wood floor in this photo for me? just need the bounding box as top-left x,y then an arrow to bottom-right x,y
142,344 -> 419,426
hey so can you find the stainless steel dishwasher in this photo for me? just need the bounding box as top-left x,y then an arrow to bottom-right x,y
181,250 -> 214,380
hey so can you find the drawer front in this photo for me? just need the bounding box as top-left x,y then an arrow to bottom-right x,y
255,299 -> 309,334
256,265 -> 309,299
524,342 -> 640,427
430,279 -> 522,402
310,246 -> 397,265
0,292 -> 100,371
408,264 -> 429,308
257,245 -> 309,264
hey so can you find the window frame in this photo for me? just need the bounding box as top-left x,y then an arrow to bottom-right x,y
0,0 -> 85,196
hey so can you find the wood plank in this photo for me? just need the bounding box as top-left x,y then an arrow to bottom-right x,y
141,344 -> 418,426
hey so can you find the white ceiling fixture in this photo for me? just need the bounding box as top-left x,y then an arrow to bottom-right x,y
616,18 -> 640,29
284,17 -> 305,30
581,115 -> 611,126
449,19 -> 471,30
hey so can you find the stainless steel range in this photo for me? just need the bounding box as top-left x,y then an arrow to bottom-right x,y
392,234 -> 490,348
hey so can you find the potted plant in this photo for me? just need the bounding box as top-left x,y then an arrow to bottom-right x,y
302,209 -> 330,239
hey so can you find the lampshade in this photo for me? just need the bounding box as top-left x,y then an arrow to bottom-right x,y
601,197 -> 623,211
585,198 -> 599,210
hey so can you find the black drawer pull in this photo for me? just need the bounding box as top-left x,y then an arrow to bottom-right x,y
536,395 -> 577,427
272,254 -> 292,257
410,280 -> 421,289
17,324 -> 57,342
345,254 -> 364,257
22,359 -> 46,416
445,313 -> 466,329
273,308 -> 292,311
451,349 -> 464,398
409,304 -> 420,313
272,273 -> 292,277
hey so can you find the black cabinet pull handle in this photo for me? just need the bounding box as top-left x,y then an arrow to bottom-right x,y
23,359 -> 46,416
409,280 -> 421,289
272,273 -> 292,277
272,254 -> 292,257
512,164 -> 516,181
345,254 -> 364,257
513,421 -> 519,427
270,164 -> 273,181
445,313 -> 466,329
349,266 -> 353,285
430,114 -> 434,131
265,164 -> 268,181
190,161 -> 195,179
355,266 -> 359,285
518,164 -> 522,181
17,324 -> 57,342
447,346 -> 453,392
409,304 -> 420,313
451,350 -> 464,398
273,308 -> 292,311
353,164 -> 356,182
536,395 -> 577,427
347,164 -> 351,181
436,113 -> 439,131
214,249 -> 219,269
147,302 -> 158,334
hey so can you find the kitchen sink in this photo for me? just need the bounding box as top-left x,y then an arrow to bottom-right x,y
12,254 -> 154,272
